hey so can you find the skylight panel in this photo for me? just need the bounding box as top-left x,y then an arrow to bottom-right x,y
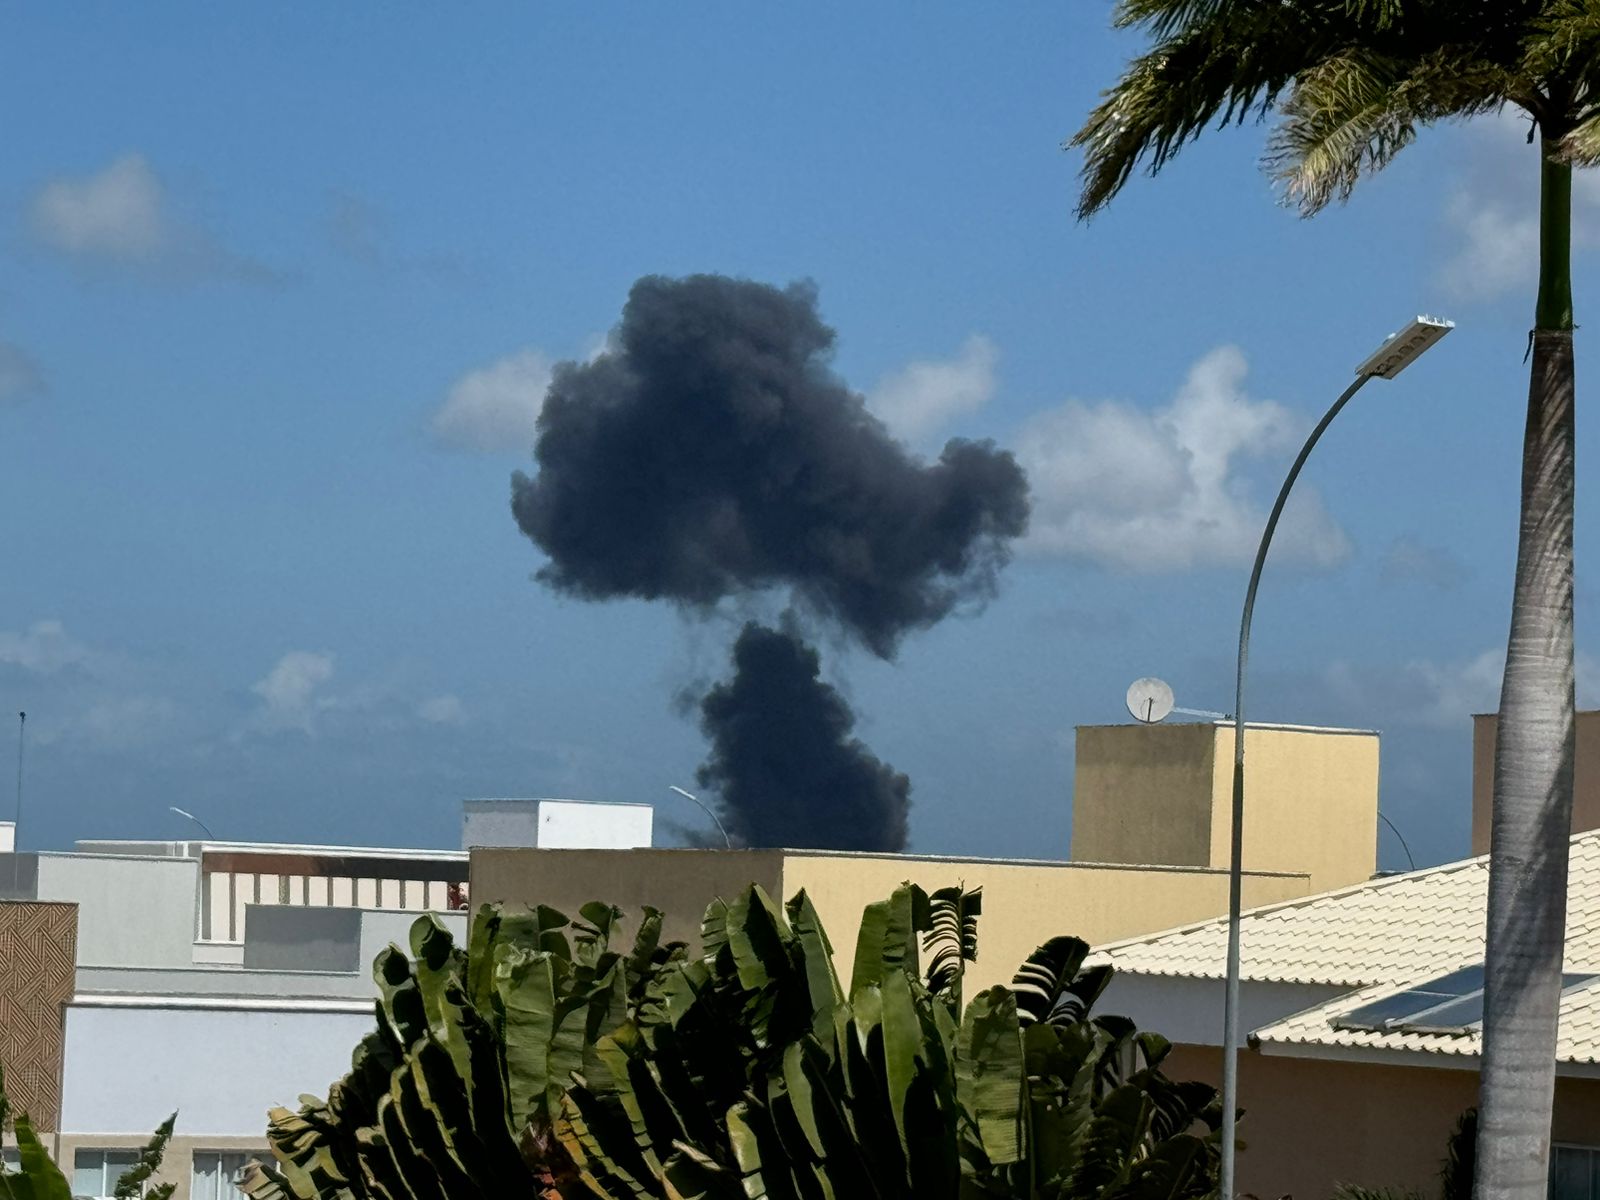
1331,968 -> 1597,1037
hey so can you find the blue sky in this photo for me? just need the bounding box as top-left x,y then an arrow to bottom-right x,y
1,3 -> 1591,868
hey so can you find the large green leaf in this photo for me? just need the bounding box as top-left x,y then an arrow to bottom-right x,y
4,1114 -> 72,1200
957,987 -> 1025,1168
849,885 -> 928,997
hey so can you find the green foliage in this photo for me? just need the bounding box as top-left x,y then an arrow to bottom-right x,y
0,1064 -> 175,1200
112,1114 -> 179,1200
1071,1 -> 1600,219
246,886 -> 1221,1200
1439,1107 -> 1476,1200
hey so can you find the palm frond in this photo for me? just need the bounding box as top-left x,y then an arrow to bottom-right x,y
1553,107 -> 1600,163
1267,50 -> 1418,213
1525,0 -> 1600,91
1075,0 -> 1543,218
1073,5 -> 1318,216
1270,45 -> 1517,213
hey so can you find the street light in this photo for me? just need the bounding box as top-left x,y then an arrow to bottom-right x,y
1220,315 -> 1453,1200
169,805 -> 216,840
666,785 -> 732,849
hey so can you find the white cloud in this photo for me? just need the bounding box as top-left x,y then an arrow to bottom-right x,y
0,619 -> 91,675
29,152 -> 278,283
31,154 -> 166,260
0,340 -> 44,405
250,650 -> 335,734
1017,345 -> 1351,571
869,334 -> 998,442
1326,647 -> 1600,730
417,694 -> 466,725
431,349 -> 553,453
1438,110 -> 1600,301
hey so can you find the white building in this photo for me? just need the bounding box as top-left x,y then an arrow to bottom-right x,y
0,798 -> 652,1200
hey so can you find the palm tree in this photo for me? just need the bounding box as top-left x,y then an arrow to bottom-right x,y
1070,6 -> 1592,1200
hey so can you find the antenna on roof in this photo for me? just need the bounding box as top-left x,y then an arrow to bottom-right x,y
1125,678 -> 1228,724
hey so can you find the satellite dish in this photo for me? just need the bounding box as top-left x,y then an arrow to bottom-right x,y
1126,677 -> 1175,724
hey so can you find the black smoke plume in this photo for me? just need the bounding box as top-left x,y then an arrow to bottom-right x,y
510,273 -> 1028,659
697,620 -> 910,852
511,274 -> 1029,851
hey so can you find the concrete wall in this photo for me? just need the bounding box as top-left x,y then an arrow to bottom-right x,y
354,908 -> 467,974
1072,724 -> 1217,868
470,847 -> 1311,995
75,963 -> 372,999
462,799 -> 541,849
1072,723 -> 1379,895
471,848 -> 785,951
1208,724 -> 1379,893
60,1001 -> 375,1137
35,854 -> 200,968
782,853 -> 1312,994
1473,710 -> 1600,854
1163,1045 -> 1600,1200
1096,972 -> 1346,1048
463,799 -> 654,851
242,905 -> 364,973
537,800 -> 653,849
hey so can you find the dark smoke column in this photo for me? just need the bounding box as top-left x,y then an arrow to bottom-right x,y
509,273 -> 1029,853
698,621 -> 910,852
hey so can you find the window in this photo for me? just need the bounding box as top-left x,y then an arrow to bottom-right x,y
191,1152 -> 251,1200
1552,1145 -> 1600,1200
72,1149 -> 141,1199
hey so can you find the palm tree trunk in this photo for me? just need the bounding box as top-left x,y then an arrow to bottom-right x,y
1475,142 -> 1577,1200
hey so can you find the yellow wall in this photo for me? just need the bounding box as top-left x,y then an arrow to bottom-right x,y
1473,710 -> 1600,855
1208,724 -> 1379,893
1072,724 -> 1216,868
780,853 -> 1311,994
1166,1045 -> 1600,1200
470,847 -> 786,952
470,847 -> 1312,996
1074,722 -> 1378,894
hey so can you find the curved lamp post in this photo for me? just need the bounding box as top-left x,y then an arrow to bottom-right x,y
1220,316 -> 1454,1199
667,785 -> 732,849
169,805 -> 216,840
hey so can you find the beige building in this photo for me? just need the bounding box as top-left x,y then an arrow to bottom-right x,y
474,718 -> 1382,993
1093,829 -> 1600,1200
1073,720 -> 1380,894
472,845 -> 1314,994
1472,710 -> 1600,854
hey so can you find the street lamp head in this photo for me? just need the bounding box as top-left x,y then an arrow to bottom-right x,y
1354,315 -> 1455,380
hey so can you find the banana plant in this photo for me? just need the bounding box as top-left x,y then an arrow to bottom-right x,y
245,886 -> 1220,1200
243,900 -> 682,1200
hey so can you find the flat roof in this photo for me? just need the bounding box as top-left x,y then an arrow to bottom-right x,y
77,838 -> 468,862
462,797 -> 654,810
1077,721 -> 1377,736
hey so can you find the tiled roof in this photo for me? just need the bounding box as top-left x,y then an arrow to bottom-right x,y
1093,828 -> 1600,989
1250,977 -> 1600,1064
